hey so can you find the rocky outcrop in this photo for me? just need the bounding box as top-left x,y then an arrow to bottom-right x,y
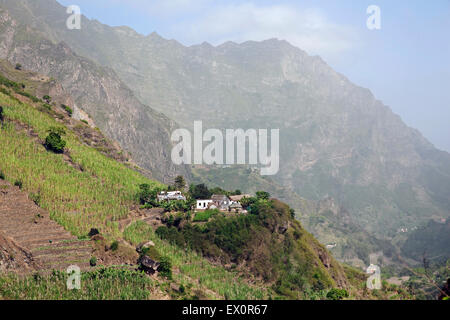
138,255 -> 160,275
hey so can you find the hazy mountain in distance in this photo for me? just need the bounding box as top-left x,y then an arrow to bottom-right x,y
2,0 -> 449,264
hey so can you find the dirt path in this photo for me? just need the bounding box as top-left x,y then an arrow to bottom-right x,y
117,207 -> 165,232
0,180 -> 93,273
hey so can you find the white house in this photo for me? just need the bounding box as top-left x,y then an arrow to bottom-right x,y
157,191 -> 186,202
196,199 -> 213,210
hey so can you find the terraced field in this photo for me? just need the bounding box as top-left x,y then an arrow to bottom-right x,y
0,179 -> 93,273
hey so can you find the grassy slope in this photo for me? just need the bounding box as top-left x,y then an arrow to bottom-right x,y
0,91 -> 160,238
0,77 -> 272,299
0,67 -> 409,300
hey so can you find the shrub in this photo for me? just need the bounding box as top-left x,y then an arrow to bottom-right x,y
157,256 -> 172,279
42,103 -> 52,111
0,171 -> 5,180
290,208 -> 296,219
110,241 -> 119,252
155,226 -> 169,239
42,95 -> 52,104
14,180 -> 23,189
0,106 -> 4,123
89,257 -> 97,267
44,127 -> 66,153
326,288 -> 349,300
256,191 -> 270,200
137,183 -> 159,205
81,120 -> 88,124
174,175 -> 186,190
0,87 -> 10,96
61,104 -> 73,117
189,183 -> 211,200
15,63 -> 22,71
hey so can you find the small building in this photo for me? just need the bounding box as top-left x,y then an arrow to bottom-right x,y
157,191 -> 186,202
229,202 -> 243,212
196,199 -> 213,210
211,194 -> 231,211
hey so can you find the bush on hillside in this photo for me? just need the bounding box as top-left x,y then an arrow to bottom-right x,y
256,191 -> 270,200
43,95 -> 52,104
157,256 -> 172,279
174,175 -> 186,190
189,183 -> 211,200
44,127 -> 66,153
61,104 -> 73,117
137,183 -> 160,205
326,288 -> 349,300
14,180 -> 23,189
90,257 -> 97,267
110,241 -> 119,252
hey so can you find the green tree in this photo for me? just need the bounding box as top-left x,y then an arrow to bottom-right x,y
256,191 -> 270,200
174,175 -> 186,190
110,241 -> 119,252
157,257 -> 173,279
44,127 -> 66,153
138,184 -> 163,206
326,288 -> 349,300
189,183 -> 211,199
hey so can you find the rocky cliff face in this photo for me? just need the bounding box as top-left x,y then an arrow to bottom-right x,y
0,6 -> 189,183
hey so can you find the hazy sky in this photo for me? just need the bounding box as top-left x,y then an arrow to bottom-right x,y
57,0 -> 450,152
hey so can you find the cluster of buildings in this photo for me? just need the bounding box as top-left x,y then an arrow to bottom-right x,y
156,190 -> 251,213
196,194 -> 251,213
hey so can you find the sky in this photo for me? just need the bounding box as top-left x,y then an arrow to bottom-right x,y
57,0 -> 450,152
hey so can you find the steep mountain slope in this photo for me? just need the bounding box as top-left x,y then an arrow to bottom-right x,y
3,0 -> 448,244
0,4 -> 189,183
402,219 -> 450,263
0,65 -> 264,299
1,0 -> 449,271
0,64 -> 382,300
